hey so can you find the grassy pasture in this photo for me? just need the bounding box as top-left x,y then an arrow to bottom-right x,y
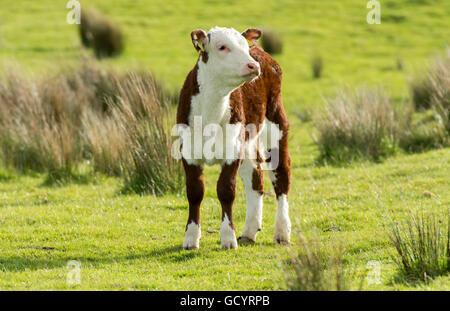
0,0 -> 449,290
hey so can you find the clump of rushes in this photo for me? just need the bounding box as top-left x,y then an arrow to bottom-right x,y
260,28 -> 283,55
314,87 -> 403,164
388,212 -> 450,283
0,69 -> 84,178
399,108 -> 448,153
0,59 -> 182,194
83,72 -> 183,195
427,50 -> 450,136
409,49 -> 450,113
79,8 -> 124,59
410,77 -> 433,111
403,50 -> 450,150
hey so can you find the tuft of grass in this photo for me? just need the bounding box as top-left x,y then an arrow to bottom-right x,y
311,54 -> 323,79
260,28 -> 283,55
314,87 -> 403,164
284,230 -> 359,291
388,212 -> 450,283
79,8 -> 124,59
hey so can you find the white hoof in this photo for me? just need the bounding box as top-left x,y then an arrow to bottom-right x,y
274,194 -> 291,245
220,215 -> 238,250
274,226 -> 291,245
183,222 -> 201,250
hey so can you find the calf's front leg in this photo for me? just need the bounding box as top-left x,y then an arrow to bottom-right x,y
217,159 -> 241,249
182,159 -> 204,250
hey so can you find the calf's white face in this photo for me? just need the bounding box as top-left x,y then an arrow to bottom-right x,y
191,27 -> 262,87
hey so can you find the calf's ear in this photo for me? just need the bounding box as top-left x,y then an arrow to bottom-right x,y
241,28 -> 262,45
191,29 -> 208,52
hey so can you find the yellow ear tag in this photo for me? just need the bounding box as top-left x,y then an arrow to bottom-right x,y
198,44 -> 204,52
247,39 -> 253,47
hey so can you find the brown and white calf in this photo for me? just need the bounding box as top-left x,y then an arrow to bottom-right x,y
177,27 -> 291,250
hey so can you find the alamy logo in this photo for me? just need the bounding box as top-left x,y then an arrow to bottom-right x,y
171,118 -> 281,170
66,260 -> 81,285
367,0 -> 381,24
366,260 -> 382,285
66,0 -> 81,25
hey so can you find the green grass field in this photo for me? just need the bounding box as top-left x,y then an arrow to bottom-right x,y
0,0 -> 449,290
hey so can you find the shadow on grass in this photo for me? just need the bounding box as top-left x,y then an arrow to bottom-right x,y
0,237 -> 283,274
0,239 -> 280,273
0,256 -> 70,273
0,245 -> 201,273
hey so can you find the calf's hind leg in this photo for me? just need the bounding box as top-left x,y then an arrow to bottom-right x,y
267,115 -> 291,245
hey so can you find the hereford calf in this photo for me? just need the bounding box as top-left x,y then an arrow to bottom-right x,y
177,27 -> 291,250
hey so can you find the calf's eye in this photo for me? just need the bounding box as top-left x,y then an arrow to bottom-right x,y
219,45 -> 226,51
